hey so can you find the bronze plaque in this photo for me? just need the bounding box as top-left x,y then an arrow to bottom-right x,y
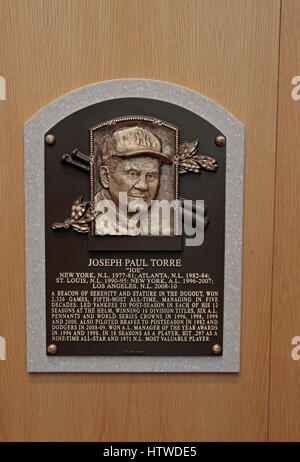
45,97 -> 225,357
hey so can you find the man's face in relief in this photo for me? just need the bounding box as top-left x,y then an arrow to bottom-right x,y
100,155 -> 161,211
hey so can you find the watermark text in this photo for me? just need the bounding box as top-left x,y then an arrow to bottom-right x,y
291,336 -> 300,360
0,76 -> 6,100
291,76 -> 300,101
0,336 -> 6,360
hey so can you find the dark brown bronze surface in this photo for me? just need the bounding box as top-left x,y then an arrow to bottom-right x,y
45,97 -> 225,356
90,117 -> 178,237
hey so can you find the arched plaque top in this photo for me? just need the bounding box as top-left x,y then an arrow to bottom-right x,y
25,78 -> 243,137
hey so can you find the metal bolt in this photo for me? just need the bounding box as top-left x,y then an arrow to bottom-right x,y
212,344 -> 222,355
47,344 -> 57,355
215,135 -> 226,146
45,134 -> 56,145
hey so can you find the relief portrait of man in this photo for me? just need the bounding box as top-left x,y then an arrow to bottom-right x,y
91,119 -> 177,236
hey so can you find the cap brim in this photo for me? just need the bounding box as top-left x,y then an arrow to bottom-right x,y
115,149 -> 172,164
